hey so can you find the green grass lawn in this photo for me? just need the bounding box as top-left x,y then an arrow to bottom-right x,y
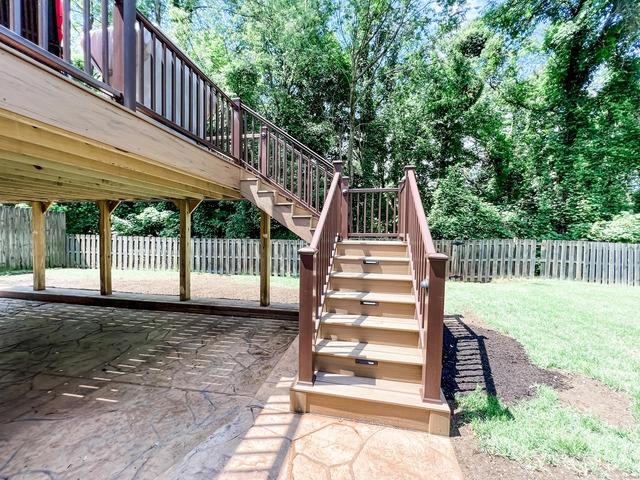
446,279 -> 640,476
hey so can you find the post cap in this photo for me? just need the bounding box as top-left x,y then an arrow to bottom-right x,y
333,160 -> 343,173
428,252 -> 448,262
299,246 -> 317,255
404,165 -> 416,172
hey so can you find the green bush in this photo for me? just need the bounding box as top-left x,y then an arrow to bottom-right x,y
112,206 -> 179,237
584,212 -> 640,243
428,170 -> 513,239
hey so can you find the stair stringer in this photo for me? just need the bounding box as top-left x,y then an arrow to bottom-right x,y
239,175 -> 317,242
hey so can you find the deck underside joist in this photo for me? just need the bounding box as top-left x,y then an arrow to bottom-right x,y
0,44 -> 243,203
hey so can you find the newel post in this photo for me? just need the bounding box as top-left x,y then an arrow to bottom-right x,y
259,126 -> 269,176
421,252 -> 448,402
333,161 -> 349,240
402,165 -> 415,239
231,98 -> 243,163
298,247 -> 316,385
113,0 -> 137,109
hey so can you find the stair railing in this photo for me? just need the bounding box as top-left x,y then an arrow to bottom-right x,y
238,104 -> 334,214
297,161 -> 345,384
0,1 -> 334,213
346,187 -> 399,238
398,166 -> 448,402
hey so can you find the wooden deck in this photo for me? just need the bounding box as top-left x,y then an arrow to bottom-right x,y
0,285 -> 298,321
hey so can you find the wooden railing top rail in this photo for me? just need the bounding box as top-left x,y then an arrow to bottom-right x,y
310,170 -> 343,249
402,168 -> 436,254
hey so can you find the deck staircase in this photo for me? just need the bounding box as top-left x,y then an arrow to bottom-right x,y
0,5 -> 450,436
290,239 -> 450,434
239,174 -> 317,242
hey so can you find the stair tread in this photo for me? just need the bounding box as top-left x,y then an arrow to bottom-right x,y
340,240 -> 406,246
320,313 -> 419,331
314,339 -> 422,365
295,372 -> 449,412
330,272 -> 412,282
335,255 -> 409,263
325,290 -> 415,304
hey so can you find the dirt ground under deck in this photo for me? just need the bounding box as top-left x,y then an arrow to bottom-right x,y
0,269 -> 300,305
0,298 -> 297,479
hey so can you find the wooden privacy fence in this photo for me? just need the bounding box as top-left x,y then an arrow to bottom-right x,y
66,235 -> 306,277
435,239 -> 640,285
0,207 -> 66,270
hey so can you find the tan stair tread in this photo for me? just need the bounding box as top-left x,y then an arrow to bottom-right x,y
314,339 -> 422,365
325,290 -> 415,304
330,272 -> 412,282
335,255 -> 409,263
297,372 -> 449,412
321,313 -> 418,331
240,177 -> 259,182
340,240 -> 406,246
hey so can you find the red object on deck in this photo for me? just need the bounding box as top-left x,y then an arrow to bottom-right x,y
55,0 -> 63,42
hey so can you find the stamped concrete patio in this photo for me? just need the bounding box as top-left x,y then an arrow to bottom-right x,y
0,299 -> 463,479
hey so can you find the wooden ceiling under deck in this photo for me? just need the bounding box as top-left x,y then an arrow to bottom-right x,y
0,44 -> 243,204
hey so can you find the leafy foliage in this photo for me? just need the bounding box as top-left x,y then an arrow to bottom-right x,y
53,0 -> 640,241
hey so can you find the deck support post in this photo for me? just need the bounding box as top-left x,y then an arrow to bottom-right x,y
97,200 -> 120,295
421,253 -> 448,402
31,201 -> 51,291
174,199 -> 202,301
298,247 -> 316,385
260,210 -> 271,306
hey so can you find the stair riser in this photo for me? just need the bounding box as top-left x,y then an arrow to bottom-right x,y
325,297 -> 415,319
337,244 -> 407,257
320,324 -> 419,347
329,277 -> 413,295
333,260 -> 410,275
290,390 -> 450,435
315,354 -> 421,382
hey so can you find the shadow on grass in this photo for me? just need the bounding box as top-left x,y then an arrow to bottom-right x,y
456,389 -> 514,428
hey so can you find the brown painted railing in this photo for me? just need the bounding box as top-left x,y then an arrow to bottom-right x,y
134,12 -> 237,156
0,0 -> 129,100
240,105 -> 333,214
298,162 -> 345,383
347,187 -> 399,237
398,166 -> 448,402
0,1 -> 333,212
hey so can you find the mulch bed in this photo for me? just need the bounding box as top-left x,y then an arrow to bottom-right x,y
442,314 -> 568,405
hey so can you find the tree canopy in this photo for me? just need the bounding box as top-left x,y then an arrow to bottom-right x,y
58,0 -> 640,241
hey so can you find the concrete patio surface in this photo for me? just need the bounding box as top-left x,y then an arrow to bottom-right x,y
0,298 -> 462,479
165,339 -> 464,480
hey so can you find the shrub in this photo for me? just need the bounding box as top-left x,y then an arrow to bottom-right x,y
585,212 -> 640,243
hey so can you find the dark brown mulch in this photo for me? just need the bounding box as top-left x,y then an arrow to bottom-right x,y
442,314 -> 568,405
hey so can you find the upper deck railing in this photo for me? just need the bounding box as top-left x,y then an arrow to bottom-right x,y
0,0 -> 333,213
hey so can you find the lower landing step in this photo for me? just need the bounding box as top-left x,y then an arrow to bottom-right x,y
290,372 -> 450,435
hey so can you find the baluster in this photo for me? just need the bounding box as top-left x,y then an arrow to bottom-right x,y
101,0 -> 109,84
38,0 -> 48,50
62,0 -> 70,60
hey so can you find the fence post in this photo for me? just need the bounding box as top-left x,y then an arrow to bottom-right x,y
298,246 -> 316,385
113,0 -> 137,109
422,252 -> 447,402
231,98 -> 242,163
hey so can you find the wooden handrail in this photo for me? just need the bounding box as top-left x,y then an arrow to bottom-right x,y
398,166 -> 447,403
298,162 -> 344,384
